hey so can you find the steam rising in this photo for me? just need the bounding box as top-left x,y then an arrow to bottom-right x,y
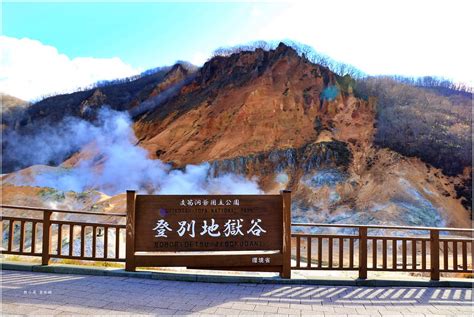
8,108 -> 261,195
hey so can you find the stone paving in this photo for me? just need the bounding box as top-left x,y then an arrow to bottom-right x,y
1,270 -> 473,316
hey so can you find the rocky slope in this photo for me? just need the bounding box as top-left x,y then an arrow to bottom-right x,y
1,64 -> 193,173
1,43 -> 471,229
1,93 -> 29,110
134,43 -> 373,165
1,93 -> 30,132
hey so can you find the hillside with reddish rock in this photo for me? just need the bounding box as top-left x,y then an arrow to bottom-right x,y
1,43 -> 471,229
133,43 -> 375,167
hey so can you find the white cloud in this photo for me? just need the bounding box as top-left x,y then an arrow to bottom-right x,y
189,51 -> 210,66
244,0 -> 474,86
0,36 -> 140,101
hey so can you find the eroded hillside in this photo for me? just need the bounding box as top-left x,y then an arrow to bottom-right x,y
1,43 -> 471,228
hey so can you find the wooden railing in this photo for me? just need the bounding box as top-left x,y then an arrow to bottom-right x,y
1,205 -> 126,264
2,204 -> 473,281
291,223 -> 474,280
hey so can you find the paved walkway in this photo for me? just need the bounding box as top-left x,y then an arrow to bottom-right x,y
1,270 -> 473,316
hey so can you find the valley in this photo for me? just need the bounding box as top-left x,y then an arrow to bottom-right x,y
1,43 -> 471,231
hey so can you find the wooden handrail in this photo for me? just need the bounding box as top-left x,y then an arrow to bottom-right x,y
2,203 -> 472,281
292,232 -> 474,241
292,222 -> 474,232
291,223 -> 473,281
0,204 -> 126,217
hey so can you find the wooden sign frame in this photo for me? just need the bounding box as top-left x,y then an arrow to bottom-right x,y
125,190 -> 291,278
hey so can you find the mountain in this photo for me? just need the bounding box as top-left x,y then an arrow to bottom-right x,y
1,64 -> 194,173
134,43 -> 371,165
1,43 -> 471,228
13,63 -> 192,125
355,77 -> 472,212
1,93 -> 29,110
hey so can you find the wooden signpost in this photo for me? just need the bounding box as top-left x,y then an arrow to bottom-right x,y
125,190 -> 291,278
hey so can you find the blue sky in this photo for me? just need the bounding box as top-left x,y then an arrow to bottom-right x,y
3,2 -> 286,69
1,1 -> 473,100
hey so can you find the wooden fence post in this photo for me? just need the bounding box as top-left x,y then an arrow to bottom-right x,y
0,219 -> 3,248
358,226 -> 368,279
430,229 -> 440,281
280,190 -> 292,279
125,190 -> 136,271
41,210 -> 52,265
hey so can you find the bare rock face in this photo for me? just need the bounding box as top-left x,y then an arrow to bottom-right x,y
1,93 -> 29,109
79,89 -> 107,119
1,43 -> 471,228
209,141 -> 352,178
134,43 -> 356,167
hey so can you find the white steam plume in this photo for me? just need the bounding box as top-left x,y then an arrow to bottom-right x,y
8,108 -> 261,195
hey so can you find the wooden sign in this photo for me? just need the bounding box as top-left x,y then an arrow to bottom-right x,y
126,190 -> 292,278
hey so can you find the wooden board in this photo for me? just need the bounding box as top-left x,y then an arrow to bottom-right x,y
126,191 -> 291,277
134,195 -> 283,252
